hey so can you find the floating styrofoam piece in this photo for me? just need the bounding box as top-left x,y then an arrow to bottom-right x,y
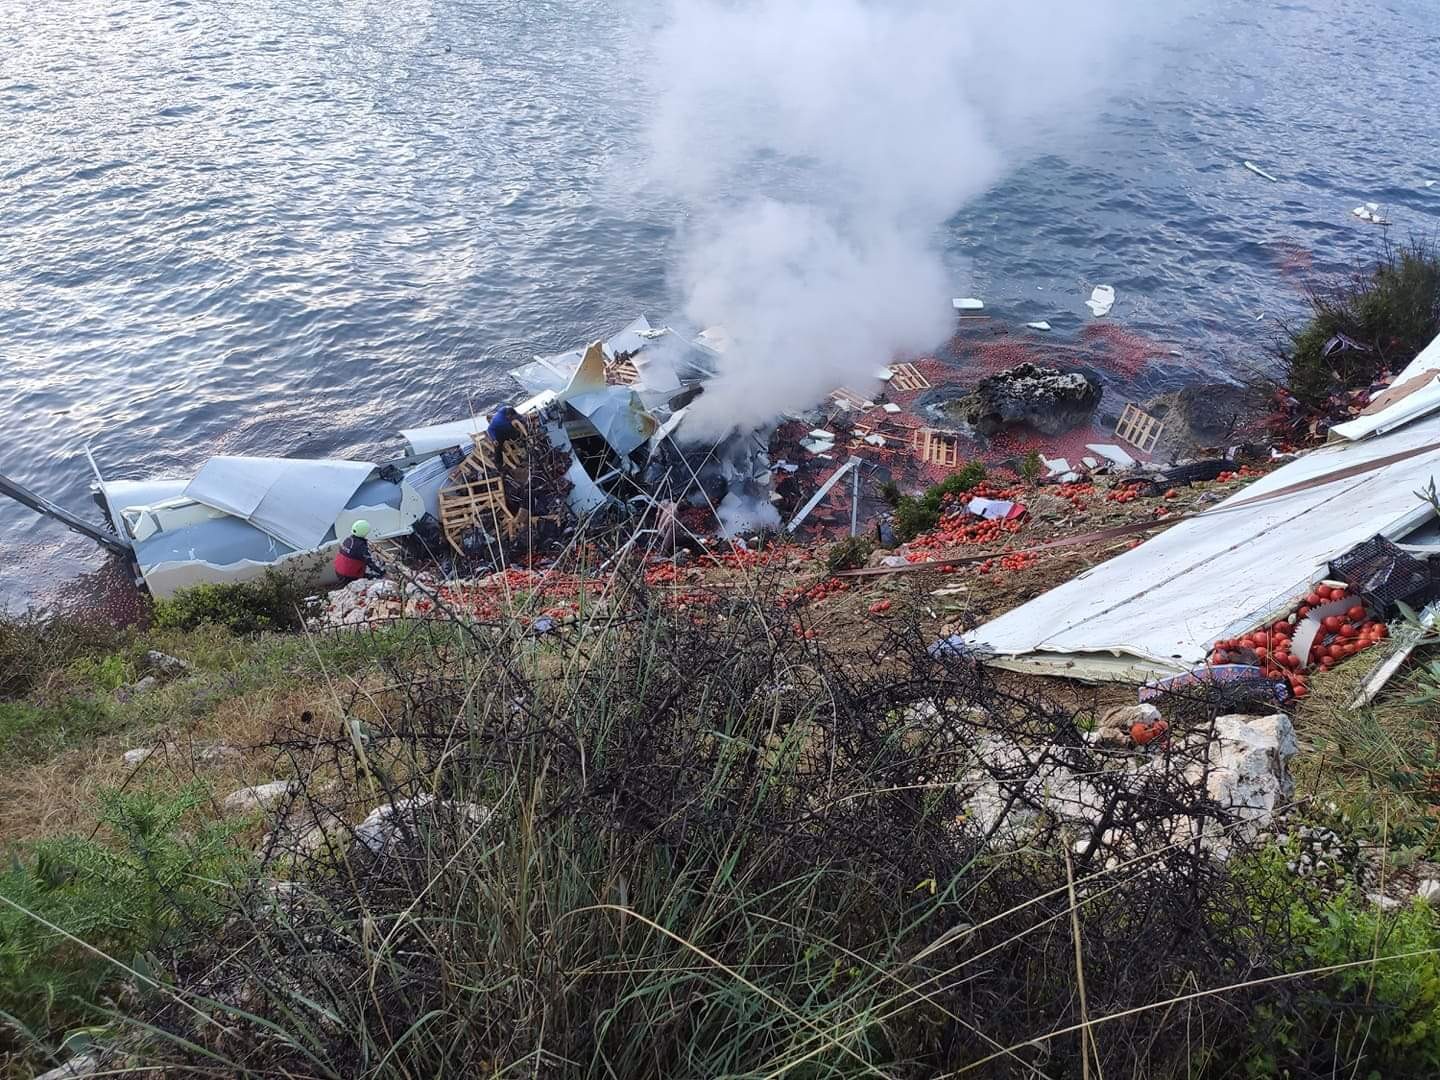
875,367 -> 896,381
1086,443 -> 1138,468
1425,180 -> 1437,189
953,297 -> 985,311
882,403 -> 902,414
1085,285 -> 1115,318
864,434 -> 887,447
1352,203 -> 1390,225
1243,160 -> 1280,183
1026,321 -> 1052,332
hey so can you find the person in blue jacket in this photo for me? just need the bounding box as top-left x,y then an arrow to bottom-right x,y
487,405 -> 528,450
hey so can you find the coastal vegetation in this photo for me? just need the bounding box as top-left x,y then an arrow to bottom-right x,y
1282,238 -> 1440,408
2,552 -> 1440,1077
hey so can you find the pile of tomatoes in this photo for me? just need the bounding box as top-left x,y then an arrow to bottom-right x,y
1056,482 -> 1096,510
1108,485 -> 1145,504
780,577 -> 850,609
907,513 -> 1025,556
977,551 -> 1040,575
1209,583 -> 1389,700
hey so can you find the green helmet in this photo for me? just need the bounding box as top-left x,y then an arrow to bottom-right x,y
351,519 -> 371,538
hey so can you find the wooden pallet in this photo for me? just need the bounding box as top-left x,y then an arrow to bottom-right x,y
1115,403 -> 1164,454
913,428 -> 959,467
606,357 -> 640,386
438,440 -> 526,554
829,386 -> 870,411
888,362 -> 931,392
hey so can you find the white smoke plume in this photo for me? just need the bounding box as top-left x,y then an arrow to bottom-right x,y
642,0 -> 1178,441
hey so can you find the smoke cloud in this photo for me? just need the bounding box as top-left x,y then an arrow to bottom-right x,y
642,0 -> 1177,441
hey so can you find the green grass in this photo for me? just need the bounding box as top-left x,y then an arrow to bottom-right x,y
1283,238 -> 1440,408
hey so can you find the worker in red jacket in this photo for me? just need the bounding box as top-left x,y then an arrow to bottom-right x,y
334,520 -> 383,582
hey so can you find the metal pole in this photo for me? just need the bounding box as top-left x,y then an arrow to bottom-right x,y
849,462 -> 862,537
0,472 -> 131,555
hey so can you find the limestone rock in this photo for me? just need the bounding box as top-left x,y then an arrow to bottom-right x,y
1186,713 -> 1297,836
122,747 -> 157,767
955,364 -> 1103,436
223,780 -> 296,814
354,795 -> 489,856
144,650 -> 193,679
1417,879 -> 1440,906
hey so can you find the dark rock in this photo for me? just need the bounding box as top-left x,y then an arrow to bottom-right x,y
952,364 -> 1103,436
1143,383 -> 1269,461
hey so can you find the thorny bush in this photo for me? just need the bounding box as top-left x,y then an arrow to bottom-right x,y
105,572 -> 1420,1078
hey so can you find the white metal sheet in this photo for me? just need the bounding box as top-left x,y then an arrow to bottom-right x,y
185,456 -> 376,551
401,417 -> 488,456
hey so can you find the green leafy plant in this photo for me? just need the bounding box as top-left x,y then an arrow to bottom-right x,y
892,462 -> 987,541
1020,450 -> 1044,485
151,572 -> 309,634
0,786 -> 243,1054
66,654 -> 135,693
825,537 -> 876,573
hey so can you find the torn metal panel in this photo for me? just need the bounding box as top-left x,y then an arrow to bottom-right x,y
1330,375 -> 1440,442
559,342 -> 609,401
401,416 -> 489,456
185,456 -> 377,551
565,386 -> 659,457
510,349 -> 585,395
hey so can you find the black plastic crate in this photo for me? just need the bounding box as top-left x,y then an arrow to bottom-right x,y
1329,535 -> 1432,611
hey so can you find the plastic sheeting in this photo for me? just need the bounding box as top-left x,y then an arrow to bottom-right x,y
184,456 -> 376,551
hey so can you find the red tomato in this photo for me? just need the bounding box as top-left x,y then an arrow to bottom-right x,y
1339,623 -> 1357,638
1347,605 -> 1365,621
1322,616 -> 1342,632
1298,606 -> 1312,617
1376,625 -> 1388,640
1291,685 -> 1308,699
1256,646 -> 1269,660
1305,592 -> 1322,606
1320,656 -> 1335,669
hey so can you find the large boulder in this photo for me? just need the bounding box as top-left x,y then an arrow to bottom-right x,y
955,364 -> 1103,436
1142,383 -> 1268,460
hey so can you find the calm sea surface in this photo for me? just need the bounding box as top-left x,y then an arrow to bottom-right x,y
2,0 -> 1437,612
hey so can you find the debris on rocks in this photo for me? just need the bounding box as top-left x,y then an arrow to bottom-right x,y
223,780 -> 296,814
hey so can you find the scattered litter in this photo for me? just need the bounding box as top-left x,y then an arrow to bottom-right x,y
952,297 -> 985,311
1255,312 -> 1265,321
863,434 -> 887,447
1139,664 -> 1287,704
1426,180 -> 1437,189
1081,456 -> 1100,470
1025,321 -> 1052,332
1085,285 -> 1116,318
807,428 -> 835,440
1042,456 -> 1071,478
1243,160 -> 1280,183
882,403 -> 902,414
967,497 -> 1025,521
1350,603 -> 1435,707
874,366 -> 896,381
1352,202 -> 1390,225
1086,443 -> 1137,469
